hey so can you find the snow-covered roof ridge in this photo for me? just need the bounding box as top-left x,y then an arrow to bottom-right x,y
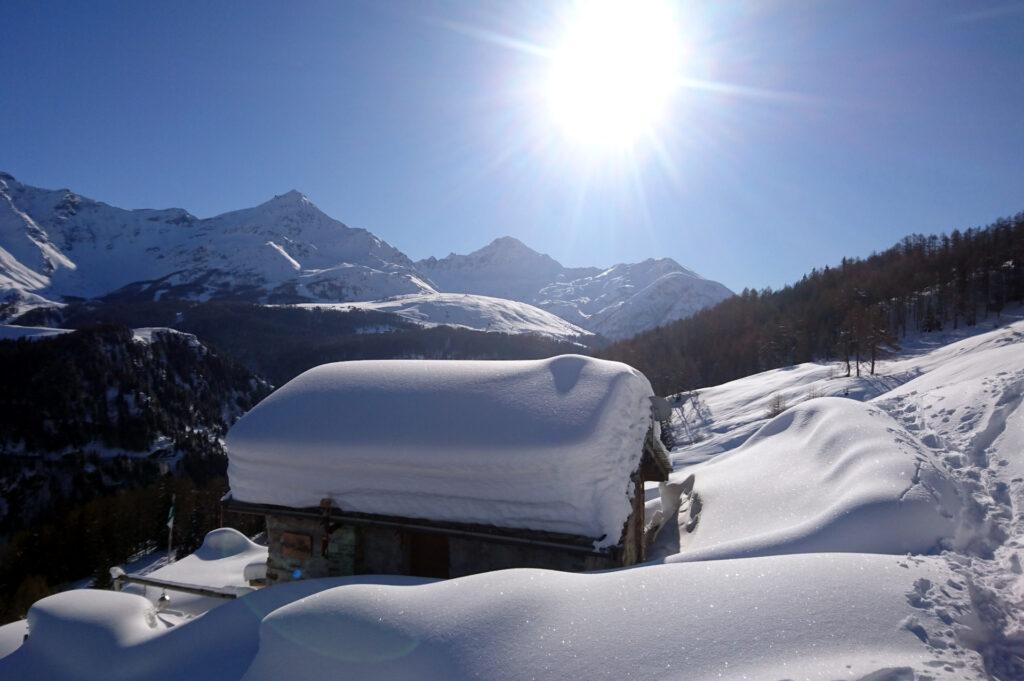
226,355 -> 657,545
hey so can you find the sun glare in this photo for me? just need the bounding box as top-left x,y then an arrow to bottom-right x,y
546,0 -> 682,150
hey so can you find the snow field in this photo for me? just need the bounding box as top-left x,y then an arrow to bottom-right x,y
291,291 -> 591,341
4,315 -> 1023,680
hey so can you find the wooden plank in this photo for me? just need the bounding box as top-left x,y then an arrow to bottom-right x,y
113,573 -> 247,600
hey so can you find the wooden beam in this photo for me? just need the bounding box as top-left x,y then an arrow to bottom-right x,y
113,573 -> 249,600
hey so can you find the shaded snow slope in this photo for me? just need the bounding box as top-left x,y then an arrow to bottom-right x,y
227,355 -> 654,545
658,398 -> 961,562
292,292 -> 591,340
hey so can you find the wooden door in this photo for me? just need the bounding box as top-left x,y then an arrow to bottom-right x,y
408,532 -> 450,579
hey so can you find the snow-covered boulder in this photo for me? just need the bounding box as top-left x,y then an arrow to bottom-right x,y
227,355 -> 656,545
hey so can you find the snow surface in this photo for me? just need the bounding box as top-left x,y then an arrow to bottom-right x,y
0,576 -> 432,681
228,355 -> 654,544
1,556 -> 986,680
659,397 -> 962,562
651,314 -> 1024,677
4,314 -> 1024,680
292,292 -> 591,340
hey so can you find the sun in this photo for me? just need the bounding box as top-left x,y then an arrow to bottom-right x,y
546,0 -> 682,150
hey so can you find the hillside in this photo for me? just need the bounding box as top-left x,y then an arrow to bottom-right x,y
602,212 -> 1024,394
3,310 -> 1023,679
293,292 -> 591,341
15,301 -> 588,386
0,325 -> 269,622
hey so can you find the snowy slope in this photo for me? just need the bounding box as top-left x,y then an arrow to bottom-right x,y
538,259 -> 734,339
0,173 -> 433,313
5,319 -> 1024,679
659,397 -> 962,562
416,237 -> 733,339
294,292 -> 591,340
650,314 -> 1024,676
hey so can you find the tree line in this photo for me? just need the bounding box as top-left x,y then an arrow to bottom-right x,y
601,212 -> 1024,395
0,326 -> 269,624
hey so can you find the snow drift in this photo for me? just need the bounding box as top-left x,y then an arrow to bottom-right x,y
240,555 -> 973,681
227,355 -> 655,545
661,397 -> 962,562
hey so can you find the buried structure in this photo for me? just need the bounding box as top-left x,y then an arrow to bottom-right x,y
223,355 -> 672,582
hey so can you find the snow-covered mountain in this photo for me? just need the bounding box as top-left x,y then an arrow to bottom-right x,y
0,173 -> 730,340
417,237 -> 732,339
0,173 -> 433,317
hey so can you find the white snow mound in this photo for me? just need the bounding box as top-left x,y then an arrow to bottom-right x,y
227,355 -> 654,545
665,397 -> 962,562
241,555 -> 972,681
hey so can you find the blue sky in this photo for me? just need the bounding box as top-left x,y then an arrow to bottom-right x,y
2,0 -> 1022,291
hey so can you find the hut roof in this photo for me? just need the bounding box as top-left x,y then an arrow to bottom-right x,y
226,355 -> 656,547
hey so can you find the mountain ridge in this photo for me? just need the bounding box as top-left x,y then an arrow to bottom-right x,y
0,172 -> 732,339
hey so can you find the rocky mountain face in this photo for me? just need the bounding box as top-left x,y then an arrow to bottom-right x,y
0,173 -> 731,340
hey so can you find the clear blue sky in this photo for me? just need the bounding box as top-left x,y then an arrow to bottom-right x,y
2,1 -> 1022,291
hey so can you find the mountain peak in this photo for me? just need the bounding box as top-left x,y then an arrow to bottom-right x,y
489,236 -> 529,249
472,236 -> 548,260
259,189 -> 313,210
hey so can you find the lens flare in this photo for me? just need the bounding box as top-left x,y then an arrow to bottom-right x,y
546,0 -> 682,149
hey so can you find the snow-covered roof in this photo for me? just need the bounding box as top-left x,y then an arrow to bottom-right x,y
226,355 -> 656,546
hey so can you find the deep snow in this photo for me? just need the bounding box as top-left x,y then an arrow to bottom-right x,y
4,315 -> 1024,680
227,355 -> 655,545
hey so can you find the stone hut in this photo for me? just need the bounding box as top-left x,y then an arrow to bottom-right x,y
223,355 -> 671,582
